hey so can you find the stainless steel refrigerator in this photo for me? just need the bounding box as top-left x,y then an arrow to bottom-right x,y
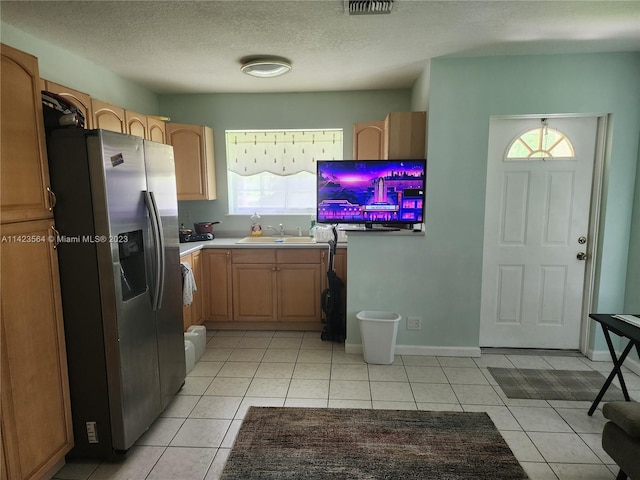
46,129 -> 185,459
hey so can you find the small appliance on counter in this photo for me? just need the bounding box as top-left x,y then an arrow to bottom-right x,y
180,232 -> 214,243
179,222 -> 218,243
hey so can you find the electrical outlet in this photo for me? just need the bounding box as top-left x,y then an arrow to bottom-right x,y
86,421 -> 99,443
407,316 -> 422,330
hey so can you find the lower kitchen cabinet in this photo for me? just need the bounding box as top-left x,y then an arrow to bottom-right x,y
1,219 -> 73,480
232,248 -> 322,323
202,249 -> 233,321
278,262 -> 323,322
232,261 -> 278,321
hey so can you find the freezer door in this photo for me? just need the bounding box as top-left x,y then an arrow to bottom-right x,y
144,140 -> 186,409
88,131 -> 162,450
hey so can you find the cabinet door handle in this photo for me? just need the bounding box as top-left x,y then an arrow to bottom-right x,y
50,225 -> 60,249
47,186 -> 57,211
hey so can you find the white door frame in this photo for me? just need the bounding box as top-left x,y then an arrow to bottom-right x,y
484,113 -> 608,356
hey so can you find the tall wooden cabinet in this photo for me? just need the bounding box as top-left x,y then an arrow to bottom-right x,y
0,43 -> 73,480
353,111 -> 426,160
166,123 -> 217,200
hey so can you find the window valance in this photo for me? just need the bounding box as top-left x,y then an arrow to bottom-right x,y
226,129 -> 343,176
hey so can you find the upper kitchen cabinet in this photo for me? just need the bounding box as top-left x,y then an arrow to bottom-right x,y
353,120 -> 385,159
1,44 -> 53,223
353,111 -> 427,160
147,116 -> 167,144
384,111 -> 427,159
92,99 -> 126,133
124,109 -> 148,139
42,80 -> 94,129
166,123 -> 217,200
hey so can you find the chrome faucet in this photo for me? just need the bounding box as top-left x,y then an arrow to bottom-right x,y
267,224 -> 285,236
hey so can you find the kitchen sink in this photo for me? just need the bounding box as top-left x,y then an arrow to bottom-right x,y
281,237 -> 317,243
236,236 -> 317,244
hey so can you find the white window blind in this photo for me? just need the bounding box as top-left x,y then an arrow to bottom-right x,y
226,129 -> 343,215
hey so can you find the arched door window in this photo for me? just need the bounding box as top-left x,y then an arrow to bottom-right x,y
506,121 -> 575,160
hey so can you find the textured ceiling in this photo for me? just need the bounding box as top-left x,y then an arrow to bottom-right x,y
2,0 -> 639,94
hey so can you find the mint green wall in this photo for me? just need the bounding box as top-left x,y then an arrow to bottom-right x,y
1,22 -> 159,114
625,142 -> 640,312
346,52 -> 640,351
159,91 -> 412,233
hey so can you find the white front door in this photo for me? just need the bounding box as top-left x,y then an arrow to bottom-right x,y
480,116 -> 598,349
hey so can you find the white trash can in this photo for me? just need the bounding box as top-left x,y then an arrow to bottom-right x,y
186,325 -> 206,361
356,311 -> 401,364
184,340 -> 196,374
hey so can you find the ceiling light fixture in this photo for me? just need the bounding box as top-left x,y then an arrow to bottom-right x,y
241,58 -> 291,78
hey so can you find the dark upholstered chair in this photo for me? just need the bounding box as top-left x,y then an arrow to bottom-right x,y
602,401 -> 640,480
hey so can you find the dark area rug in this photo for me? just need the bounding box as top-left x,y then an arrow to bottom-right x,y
221,407 -> 528,480
488,367 -> 626,401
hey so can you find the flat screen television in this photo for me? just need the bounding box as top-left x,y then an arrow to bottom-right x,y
316,159 -> 426,230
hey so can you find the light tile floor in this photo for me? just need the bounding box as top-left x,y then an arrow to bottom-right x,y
53,330 -> 640,480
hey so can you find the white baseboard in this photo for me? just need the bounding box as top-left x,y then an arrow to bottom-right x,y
586,349 -> 640,376
585,349 -> 613,362
345,343 -> 482,358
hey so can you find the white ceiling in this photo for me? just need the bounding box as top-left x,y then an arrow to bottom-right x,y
2,0 -> 639,94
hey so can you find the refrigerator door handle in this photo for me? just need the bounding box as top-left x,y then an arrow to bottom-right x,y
144,190 -> 163,311
149,190 -> 166,309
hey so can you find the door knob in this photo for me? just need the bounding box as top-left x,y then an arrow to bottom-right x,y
577,252 -> 588,261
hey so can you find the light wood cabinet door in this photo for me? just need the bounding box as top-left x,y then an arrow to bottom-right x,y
278,263 -> 322,322
92,99 -> 125,133
1,44 -> 53,224
277,249 -> 322,322
384,111 -> 427,160
353,120 -> 385,160
147,117 -> 167,143
202,249 -> 232,321
42,80 -> 94,129
166,123 -> 217,200
125,109 -> 148,139
1,219 -> 73,480
333,249 -> 347,287
232,263 -> 278,321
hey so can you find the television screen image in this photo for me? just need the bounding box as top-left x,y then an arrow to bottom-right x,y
316,159 -> 426,227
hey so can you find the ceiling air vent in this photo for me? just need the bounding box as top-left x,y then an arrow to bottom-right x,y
347,0 -> 395,15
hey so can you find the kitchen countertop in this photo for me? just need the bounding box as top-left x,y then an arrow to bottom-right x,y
179,237 -> 347,256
